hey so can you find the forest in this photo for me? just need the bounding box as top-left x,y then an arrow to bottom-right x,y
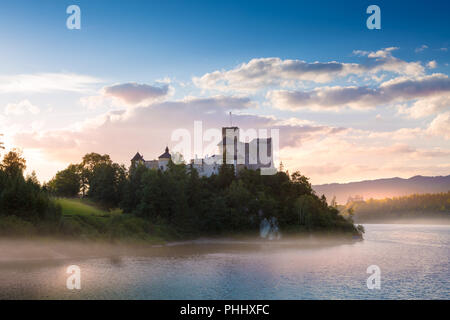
0,149 -> 363,240
342,192 -> 450,223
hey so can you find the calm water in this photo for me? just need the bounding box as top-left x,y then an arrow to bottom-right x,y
0,224 -> 449,299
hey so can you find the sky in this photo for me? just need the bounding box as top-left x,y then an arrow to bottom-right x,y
0,0 -> 449,184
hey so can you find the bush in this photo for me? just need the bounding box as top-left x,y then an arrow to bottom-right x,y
106,215 -> 150,239
0,215 -> 36,236
0,150 -> 62,225
59,216 -> 84,236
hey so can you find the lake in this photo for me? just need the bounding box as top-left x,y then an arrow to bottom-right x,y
0,224 -> 448,299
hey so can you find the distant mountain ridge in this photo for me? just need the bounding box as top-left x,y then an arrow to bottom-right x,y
313,175 -> 450,204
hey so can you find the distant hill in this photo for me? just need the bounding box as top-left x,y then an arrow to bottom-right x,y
340,192 -> 450,224
313,175 -> 450,204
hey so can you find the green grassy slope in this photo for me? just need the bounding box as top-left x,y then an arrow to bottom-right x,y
55,198 -> 177,243
55,198 -> 114,217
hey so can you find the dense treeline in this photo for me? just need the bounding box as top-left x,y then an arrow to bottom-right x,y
0,148 -> 362,238
47,153 -> 127,207
47,152 -> 362,236
0,150 -> 61,235
343,192 -> 450,222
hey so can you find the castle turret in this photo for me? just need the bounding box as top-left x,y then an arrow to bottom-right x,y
158,146 -> 171,170
131,152 -> 144,167
158,146 -> 171,160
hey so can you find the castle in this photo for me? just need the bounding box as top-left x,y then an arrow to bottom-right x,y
131,126 -> 276,176
131,146 -> 172,171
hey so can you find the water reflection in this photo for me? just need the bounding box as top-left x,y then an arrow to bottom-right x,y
0,224 -> 449,299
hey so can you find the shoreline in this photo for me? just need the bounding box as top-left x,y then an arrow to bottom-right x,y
355,219 -> 450,225
0,235 -> 359,265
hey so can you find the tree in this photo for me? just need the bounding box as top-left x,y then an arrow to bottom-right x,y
136,168 -> 162,219
290,171 -> 313,196
40,152 -> 361,238
1,149 -> 26,177
0,150 -> 61,223
225,180 -> 253,230
79,153 -> 112,196
347,207 -> 355,222
121,162 -> 148,213
330,196 -> 338,208
216,164 -> 235,189
344,192 -> 450,222
295,195 -> 314,226
47,164 -> 81,197
87,162 -> 126,208
0,134 -> 4,150
47,152 -> 126,208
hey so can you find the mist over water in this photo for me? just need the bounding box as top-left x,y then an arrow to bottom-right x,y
260,217 -> 281,240
0,224 -> 449,299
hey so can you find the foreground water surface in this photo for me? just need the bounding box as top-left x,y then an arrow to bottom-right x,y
0,224 -> 449,299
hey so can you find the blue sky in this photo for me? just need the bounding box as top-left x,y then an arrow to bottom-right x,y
0,0 -> 449,184
1,0 -> 448,78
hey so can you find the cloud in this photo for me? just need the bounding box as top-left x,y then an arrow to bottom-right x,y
267,74 -> 450,111
300,164 -> 343,175
12,94 -> 450,185
280,127 -> 450,184
415,45 -> 428,53
13,95 -> 343,170
427,60 -> 437,69
102,82 -> 170,105
352,50 -> 370,56
193,48 -> 425,92
4,100 -> 40,115
175,95 -> 257,110
268,86 -> 379,111
399,94 -> 450,118
367,47 -> 399,58
194,57 -> 355,91
80,95 -> 111,110
365,127 -> 428,142
5,50 -> 448,184
428,111 -> 450,139
0,73 -> 101,93
356,48 -> 424,76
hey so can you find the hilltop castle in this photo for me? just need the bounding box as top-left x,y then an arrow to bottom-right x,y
131,126 -> 276,176
131,146 -> 172,171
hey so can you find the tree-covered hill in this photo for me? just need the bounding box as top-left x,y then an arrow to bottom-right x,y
341,192 -> 450,223
314,175 -> 450,204
47,152 -> 363,237
1,150 -> 363,239
0,150 -> 61,236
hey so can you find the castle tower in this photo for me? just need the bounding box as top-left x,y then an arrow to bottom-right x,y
221,126 -> 239,167
158,146 -> 171,170
131,152 -> 144,167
